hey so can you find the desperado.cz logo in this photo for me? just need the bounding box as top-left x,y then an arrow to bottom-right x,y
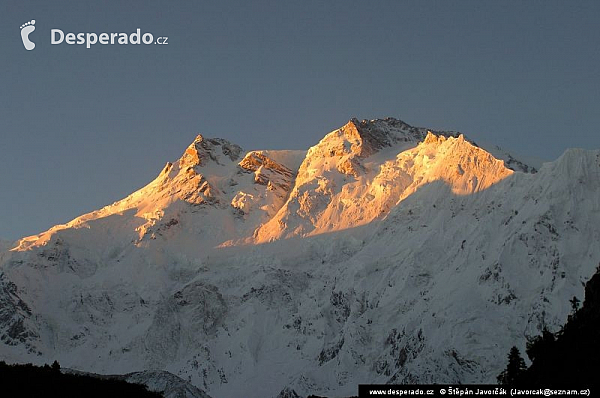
51,28 -> 168,48
20,19 -> 168,50
20,20 -> 36,50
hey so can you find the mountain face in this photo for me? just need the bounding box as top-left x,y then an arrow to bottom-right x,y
0,117 -> 598,398
62,368 -> 212,398
253,120 -> 512,243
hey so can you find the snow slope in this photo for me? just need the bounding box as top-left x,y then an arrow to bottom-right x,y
1,118 -> 598,397
253,123 -> 513,243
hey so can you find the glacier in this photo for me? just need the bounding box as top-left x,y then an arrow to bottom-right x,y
0,118 -> 598,398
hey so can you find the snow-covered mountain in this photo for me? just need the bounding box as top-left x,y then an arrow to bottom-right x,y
1,117 -> 599,398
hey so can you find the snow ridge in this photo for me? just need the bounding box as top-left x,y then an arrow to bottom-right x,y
1,118 -> 597,398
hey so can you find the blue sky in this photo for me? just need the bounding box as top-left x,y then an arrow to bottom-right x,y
1,0 -> 599,240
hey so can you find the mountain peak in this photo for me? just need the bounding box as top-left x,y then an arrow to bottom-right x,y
339,117 -> 462,158
180,135 -> 243,168
349,117 -> 415,132
2,119 -> 598,398
339,118 -> 395,157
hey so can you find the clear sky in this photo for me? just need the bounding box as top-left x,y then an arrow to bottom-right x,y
1,0 -> 599,240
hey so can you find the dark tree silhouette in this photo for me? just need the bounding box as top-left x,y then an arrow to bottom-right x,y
525,327 -> 555,362
506,264 -> 600,387
0,361 -> 161,397
497,346 -> 526,385
570,296 -> 580,313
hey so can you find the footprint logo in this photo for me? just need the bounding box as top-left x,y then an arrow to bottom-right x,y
20,20 -> 36,50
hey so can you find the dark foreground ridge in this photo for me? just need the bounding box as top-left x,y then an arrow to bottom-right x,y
521,264 -> 600,386
0,361 -> 162,398
498,263 -> 600,387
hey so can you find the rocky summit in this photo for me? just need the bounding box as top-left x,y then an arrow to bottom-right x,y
1,118 -> 599,398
